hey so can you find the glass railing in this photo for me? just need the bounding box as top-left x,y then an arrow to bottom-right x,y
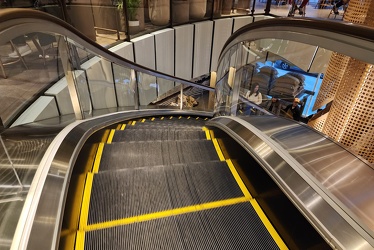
0,9 -> 214,129
215,18 -> 374,122
214,17 -> 374,246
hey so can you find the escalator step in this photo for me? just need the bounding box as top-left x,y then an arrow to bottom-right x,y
124,124 -> 204,130
112,129 -> 207,142
99,140 -> 219,171
84,203 -> 279,250
88,161 -> 244,224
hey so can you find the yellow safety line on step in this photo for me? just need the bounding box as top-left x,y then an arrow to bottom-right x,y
202,127 -> 211,140
92,143 -> 104,173
151,117 -> 155,121
250,199 -> 288,250
100,129 -> 110,143
226,159 -> 252,200
120,124 -> 126,130
116,124 -> 121,130
75,231 -> 85,250
106,129 -> 115,144
131,121 -> 136,125
86,197 -> 248,231
210,135 -> 286,248
78,172 -> 94,231
212,138 -> 225,161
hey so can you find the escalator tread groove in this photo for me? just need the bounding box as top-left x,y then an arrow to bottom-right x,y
99,140 -> 220,171
81,116 -> 282,249
88,161 -> 243,224
84,203 -> 279,250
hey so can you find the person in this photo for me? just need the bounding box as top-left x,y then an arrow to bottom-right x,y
265,97 -> 282,116
244,84 -> 262,114
333,0 -> 349,15
283,97 -> 301,121
245,84 -> 262,105
288,0 -> 309,16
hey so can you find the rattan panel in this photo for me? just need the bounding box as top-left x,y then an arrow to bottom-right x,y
343,1 -> 372,25
322,59 -> 374,163
313,53 -> 349,110
307,113 -> 328,132
314,0 -> 374,163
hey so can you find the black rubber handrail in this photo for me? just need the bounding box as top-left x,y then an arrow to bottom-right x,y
219,17 -> 374,62
0,8 -> 214,92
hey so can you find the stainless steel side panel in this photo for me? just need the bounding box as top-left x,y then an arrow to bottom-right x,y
207,115 -> 374,250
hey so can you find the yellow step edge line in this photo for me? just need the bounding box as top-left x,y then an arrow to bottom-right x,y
75,230 -> 85,250
120,124 -> 126,130
78,173 -> 94,231
141,119 -> 146,123
92,143 -> 104,174
106,129 -> 115,144
250,199 -> 288,250
226,159 -> 252,200
211,136 -> 287,249
212,138 -> 225,161
210,130 -> 215,139
131,121 -> 136,126
101,129 -> 110,143
202,127 -> 211,140
86,197 -> 248,231
116,124 -> 121,130
151,117 -> 155,121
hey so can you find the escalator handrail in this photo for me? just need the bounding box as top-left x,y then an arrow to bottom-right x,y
0,8 -> 214,92
219,17 -> 374,66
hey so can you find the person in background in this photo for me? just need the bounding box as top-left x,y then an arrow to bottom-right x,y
244,84 -> 262,114
245,84 -> 262,105
333,0 -> 350,15
288,0 -> 309,16
283,97 -> 301,121
265,97 -> 282,116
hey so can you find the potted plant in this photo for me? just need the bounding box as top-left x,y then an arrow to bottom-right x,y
117,0 -> 144,34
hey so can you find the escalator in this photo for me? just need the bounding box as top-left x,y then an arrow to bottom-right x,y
60,115 -> 328,249
1,9 -> 374,250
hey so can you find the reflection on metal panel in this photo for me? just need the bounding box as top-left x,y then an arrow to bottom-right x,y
207,115 -> 374,249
